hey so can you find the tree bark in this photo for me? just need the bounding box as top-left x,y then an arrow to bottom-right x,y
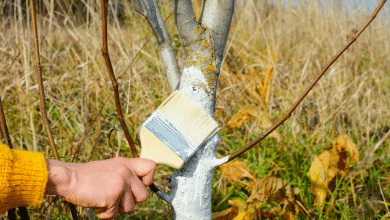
132,0 -> 235,218
167,0 -> 235,218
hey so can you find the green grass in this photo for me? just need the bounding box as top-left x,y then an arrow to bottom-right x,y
211,127 -> 390,219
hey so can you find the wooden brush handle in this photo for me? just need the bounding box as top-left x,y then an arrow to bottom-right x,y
139,126 -> 184,169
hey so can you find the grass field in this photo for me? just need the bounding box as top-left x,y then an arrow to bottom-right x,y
1,0 -> 390,219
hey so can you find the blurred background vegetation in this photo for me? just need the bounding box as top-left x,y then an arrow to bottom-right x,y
0,0 -> 389,219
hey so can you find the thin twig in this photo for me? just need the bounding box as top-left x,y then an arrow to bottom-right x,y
226,0 -> 388,163
0,97 -> 27,220
0,97 -> 13,148
29,1 -> 79,219
101,0 -> 138,158
101,0 -> 170,202
29,0 -> 60,161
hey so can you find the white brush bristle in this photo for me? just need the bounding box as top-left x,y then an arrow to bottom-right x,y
157,90 -> 219,147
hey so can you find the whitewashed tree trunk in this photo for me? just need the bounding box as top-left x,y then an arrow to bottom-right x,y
131,0 -> 235,218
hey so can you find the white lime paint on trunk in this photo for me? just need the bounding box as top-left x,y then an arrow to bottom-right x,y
167,66 -> 228,220
179,66 -> 214,115
131,0 -> 235,218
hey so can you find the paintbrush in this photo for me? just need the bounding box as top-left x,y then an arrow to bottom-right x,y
137,90 -> 219,169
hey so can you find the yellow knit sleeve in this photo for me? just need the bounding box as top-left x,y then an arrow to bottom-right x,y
0,143 -> 48,214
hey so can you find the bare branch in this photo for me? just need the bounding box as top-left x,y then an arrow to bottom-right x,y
225,0 -> 388,164
173,0 -> 198,41
131,0 -> 164,44
29,1 -> 79,219
101,0 -> 139,159
131,0 -> 180,91
200,0 -> 235,59
101,0 -> 167,199
29,0 -> 60,161
0,97 -> 29,220
0,97 -> 13,148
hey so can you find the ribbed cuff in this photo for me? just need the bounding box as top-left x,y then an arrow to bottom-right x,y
0,144 -> 48,213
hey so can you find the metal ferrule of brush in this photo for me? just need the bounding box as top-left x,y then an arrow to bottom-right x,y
142,110 -> 197,162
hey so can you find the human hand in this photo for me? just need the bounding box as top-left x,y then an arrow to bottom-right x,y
45,157 -> 156,219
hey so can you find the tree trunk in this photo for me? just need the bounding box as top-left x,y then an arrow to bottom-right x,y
131,0 -> 235,218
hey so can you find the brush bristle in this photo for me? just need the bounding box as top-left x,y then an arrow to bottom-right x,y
157,90 -> 219,147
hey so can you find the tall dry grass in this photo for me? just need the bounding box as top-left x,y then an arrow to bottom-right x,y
222,0 -> 390,146
0,0 -> 389,218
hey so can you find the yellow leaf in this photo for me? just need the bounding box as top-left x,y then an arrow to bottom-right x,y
211,203 -> 239,220
225,105 -> 281,141
307,152 -> 334,209
213,176 -> 303,220
261,53 -> 276,110
220,161 -> 255,189
225,111 -> 251,130
248,177 -> 302,218
230,200 -> 256,220
332,134 -> 359,163
215,108 -> 224,120
307,134 -> 359,209
248,176 -> 300,206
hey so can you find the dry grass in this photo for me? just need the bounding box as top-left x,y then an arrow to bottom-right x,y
0,0 -> 389,219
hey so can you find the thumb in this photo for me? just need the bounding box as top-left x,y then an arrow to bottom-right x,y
129,158 -> 156,186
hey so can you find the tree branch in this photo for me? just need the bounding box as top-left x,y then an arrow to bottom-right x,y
131,0 -> 180,91
29,0 -> 60,162
101,0 -> 168,200
200,0 -> 235,59
29,1 -> 79,219
0,97 -> 28,220
0,97 -> 13,148
173,0 -> 198,41
101,0 -> 139,159
224,0 -> 388,164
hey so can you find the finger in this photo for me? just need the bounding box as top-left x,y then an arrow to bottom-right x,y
119,182 -> 136,213
128,175 -> 149,204
128,158 -> 157,186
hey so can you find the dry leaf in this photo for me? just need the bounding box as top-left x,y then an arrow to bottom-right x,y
224,105 -> 281,141
307,134 -> 360,209
225,111 -> 251,130
333,134 -> 359,163
307,151 -> 335,208
215,108 -> 224,120
215,158 -> 302,219
248,176 -> 301,218
229,200 -> 254,220
331,134 -> 359,177
211,202 -> 240,220
261,54 -> 276,110
248,176 -> 301,206
213,173 -> 302,219
219,197 -> 298,220
212,199 -> 255,220
220,161 -> 255,189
